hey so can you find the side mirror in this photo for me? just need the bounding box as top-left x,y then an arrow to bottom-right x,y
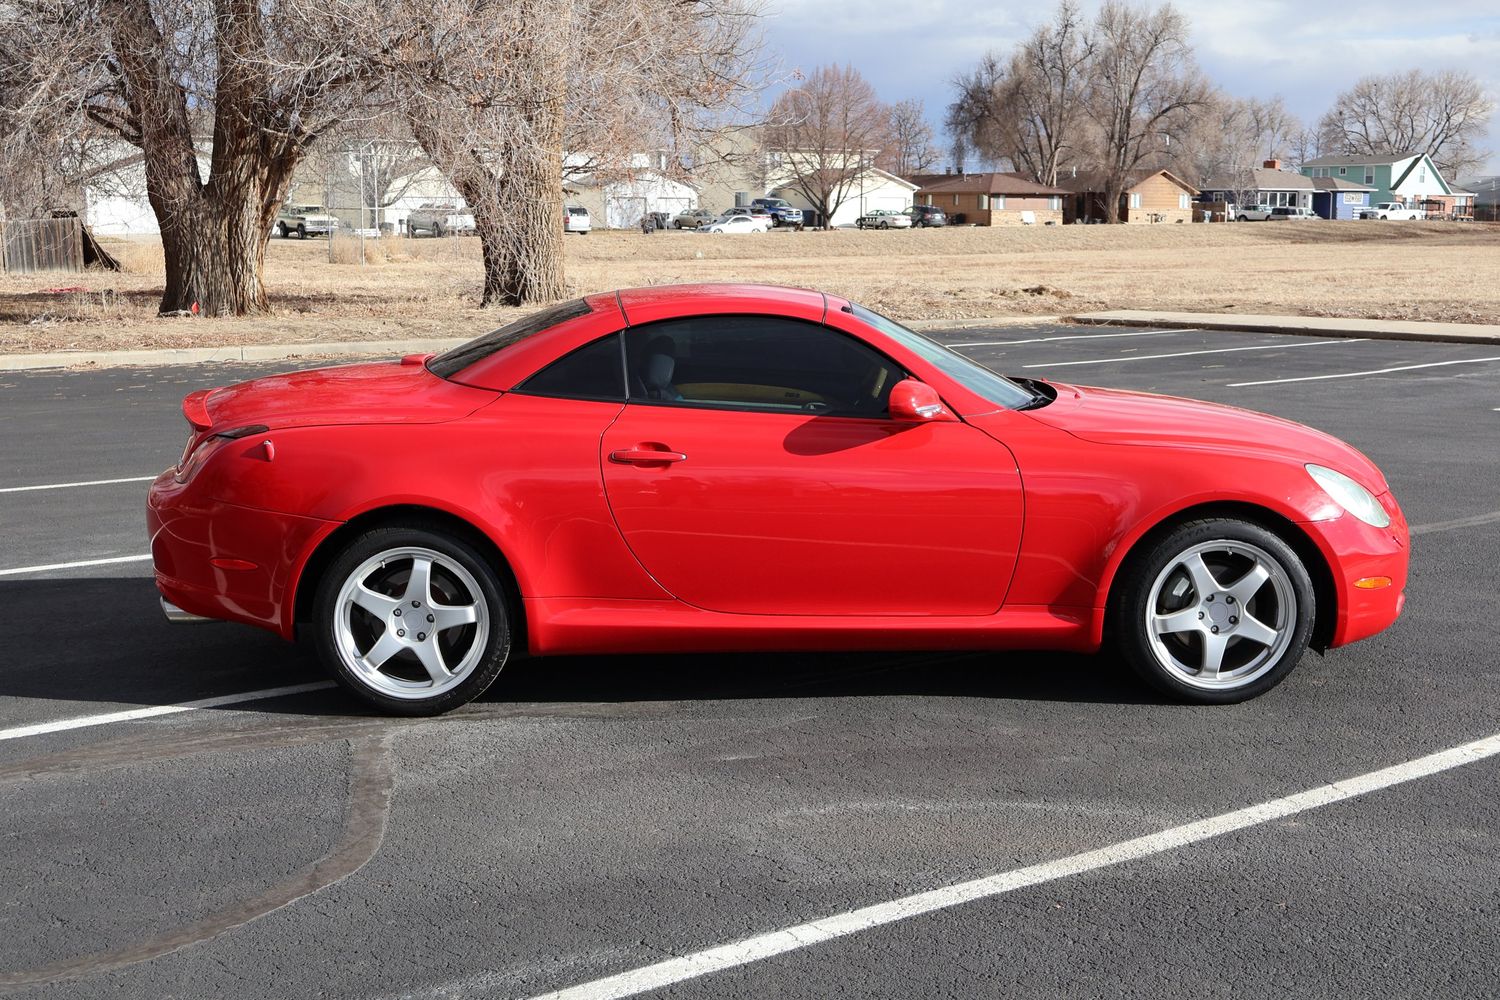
888,379 -> 956,422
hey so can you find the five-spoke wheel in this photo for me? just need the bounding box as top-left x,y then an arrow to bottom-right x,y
1114,519 -> 1314,703
315,525 -> 512,715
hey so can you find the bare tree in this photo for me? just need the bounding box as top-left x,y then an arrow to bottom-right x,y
1317,69 -> 1493,179
1085,1 -> 1209,222
2,0 -> 373,315
763,64 -> 889,227
948,1 -> 1093,185
356,0 -> 762,306
1244,96 -> 1298,162
878,98 -> 939,178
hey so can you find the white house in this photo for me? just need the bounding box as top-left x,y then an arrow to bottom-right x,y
769,167 -> 917,227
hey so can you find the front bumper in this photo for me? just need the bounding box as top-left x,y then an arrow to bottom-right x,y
148,469 -> 339,638
1304,495 -> 1409,648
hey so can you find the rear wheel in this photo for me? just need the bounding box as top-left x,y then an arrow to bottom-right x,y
314,525 -> 512,715
1111,518 -> 1314,703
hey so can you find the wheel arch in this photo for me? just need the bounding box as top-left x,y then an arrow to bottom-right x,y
290,503 -> 528,651
1094,500 -> 1337,652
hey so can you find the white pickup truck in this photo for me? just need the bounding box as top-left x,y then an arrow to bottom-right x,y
1359,203 -> 1425,221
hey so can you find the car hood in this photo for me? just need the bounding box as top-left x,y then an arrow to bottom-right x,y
201,360 -> 497,432
1026,381 -> 1389,493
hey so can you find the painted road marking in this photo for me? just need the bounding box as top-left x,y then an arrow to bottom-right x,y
0,554 -> 153,577
1024,338 -> 1363,369
0,476 -> 157,495
1231,356 -> 1500,387
950,329 -> 1197,347
1412,510 -> 1500,535
0,682 -> 337,743
528,729 -> 1500,1000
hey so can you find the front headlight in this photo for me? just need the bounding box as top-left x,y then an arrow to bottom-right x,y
1306,464 -> 1390,528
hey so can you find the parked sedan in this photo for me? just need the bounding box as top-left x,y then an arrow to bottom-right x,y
149,282 -> 1407,715
857,209 -> 913,229
406,203 -> 475,237
673,209 -> 716,229
702,213 -> 770,234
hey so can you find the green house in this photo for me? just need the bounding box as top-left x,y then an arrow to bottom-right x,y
1300,152 -> 1453,208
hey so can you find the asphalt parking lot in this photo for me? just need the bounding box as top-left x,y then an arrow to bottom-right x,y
2,323 -> 1499,998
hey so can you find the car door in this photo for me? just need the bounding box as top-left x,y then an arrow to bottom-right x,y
599,314 -> 1025,617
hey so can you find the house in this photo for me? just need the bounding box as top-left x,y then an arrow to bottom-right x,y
1307,177 -> 1375,219
1054,169 -> 1199,224
692,128 -> 918,227
1198,161 -> 1317,215
1457,176 -> 1500,221
912,173 -> 1067,225
1299,152 -> 1462,215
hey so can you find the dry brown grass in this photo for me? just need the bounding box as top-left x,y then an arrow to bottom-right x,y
3,221 -> 1498,354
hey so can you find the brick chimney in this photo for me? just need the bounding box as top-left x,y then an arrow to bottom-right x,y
1263,159 -> 1282,170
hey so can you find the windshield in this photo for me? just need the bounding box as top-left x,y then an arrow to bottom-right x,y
427,298 -> 593,379
849,303 -> 1036,410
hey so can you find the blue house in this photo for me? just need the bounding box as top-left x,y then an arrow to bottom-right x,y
1309,176 -> 1374,219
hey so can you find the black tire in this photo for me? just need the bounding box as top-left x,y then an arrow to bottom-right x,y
278,222 -> 289,238
313,523 -> 514,716
433,223 -> 443,238
297,224 -> 307,239
1110,518 -> 1314,704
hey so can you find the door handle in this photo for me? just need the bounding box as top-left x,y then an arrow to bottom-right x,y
609,446 -> 687,466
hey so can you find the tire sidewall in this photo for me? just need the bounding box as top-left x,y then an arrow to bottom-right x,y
313,524 -> 512,716
1112,518 -> 1315,704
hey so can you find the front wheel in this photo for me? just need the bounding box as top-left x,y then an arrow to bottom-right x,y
313,525 -> 513,716
1111,518 -> 1314,703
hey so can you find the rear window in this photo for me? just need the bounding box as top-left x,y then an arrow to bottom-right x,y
427,298 -> 593,379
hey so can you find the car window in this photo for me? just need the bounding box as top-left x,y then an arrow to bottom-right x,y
427,298 -> 593,379
625,315 -> 905,418
848,303 -> 1035,410
515,332 -> 625,401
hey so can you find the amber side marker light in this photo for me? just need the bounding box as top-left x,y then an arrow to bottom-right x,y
1355,577 -> 1393,590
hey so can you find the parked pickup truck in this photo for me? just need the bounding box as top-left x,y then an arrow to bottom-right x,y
276,205 -> 339,238
1359,203 -> 1425,220
407,203 -> 476,237
749,198 -> 803,228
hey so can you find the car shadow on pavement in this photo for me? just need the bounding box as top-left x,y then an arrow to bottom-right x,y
0,577 -> 1165,716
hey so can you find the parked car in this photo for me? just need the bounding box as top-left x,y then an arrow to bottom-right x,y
703,213 -> 770,234
1359,203 -> 1425,220
749,198 -> 803,227
856,209 -> 913,230
909,205 -> 948,227
673,209 -> 716,229
1268,207 -> 1318,221
406,203 -> 475,237
276,205 -> 338,239
563,205 -> 591,234
1235,205 -> 1274,222
149,282 -> 1408,715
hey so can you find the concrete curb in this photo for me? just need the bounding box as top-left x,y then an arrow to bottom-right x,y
1069,310 -> 1500,345
0,315 -> 1063,372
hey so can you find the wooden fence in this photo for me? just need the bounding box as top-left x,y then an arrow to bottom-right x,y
1,217 -> 85,273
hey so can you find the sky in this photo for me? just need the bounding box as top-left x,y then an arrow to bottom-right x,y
759,0 -> 1500,178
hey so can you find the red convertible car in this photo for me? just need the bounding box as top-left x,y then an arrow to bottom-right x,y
148,284 -> 1407,714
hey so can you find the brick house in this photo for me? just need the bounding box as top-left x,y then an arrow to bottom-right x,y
1055,168 -> 1199,224
912,173 -> 1067,225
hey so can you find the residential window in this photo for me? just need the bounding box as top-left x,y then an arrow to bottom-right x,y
995,195 -> 1005,210
978,194 -> 989,210
1364,168 -> 1375,185
1049,196 -> 1061,211
1178,193 -> 1191,210
953,194 -> 959,206
1129,192 -> 1142,209
1339,167 -> 1347,176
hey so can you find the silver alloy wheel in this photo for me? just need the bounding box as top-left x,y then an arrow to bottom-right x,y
332,546 -> 490,700
1144,540 -> 1296,690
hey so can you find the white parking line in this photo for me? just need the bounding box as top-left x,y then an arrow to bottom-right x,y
529,728 -> 1500,1000
1231,356 -> 1500,387
0,475 -> 157,495
0,681 -> 337,743
950,329 -> 1196,347
1411,510 -> 1500,535
1024,338 -> 1363,369
0,554 -> 152,577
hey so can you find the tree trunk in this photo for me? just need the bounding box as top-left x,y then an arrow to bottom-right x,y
482,148 -> 565,307
1102,176 -> 1125,223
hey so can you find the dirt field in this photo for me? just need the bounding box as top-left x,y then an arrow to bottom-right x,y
3,221 -> 1498,354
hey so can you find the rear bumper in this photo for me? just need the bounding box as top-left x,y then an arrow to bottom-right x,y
148,469 -> 339,638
